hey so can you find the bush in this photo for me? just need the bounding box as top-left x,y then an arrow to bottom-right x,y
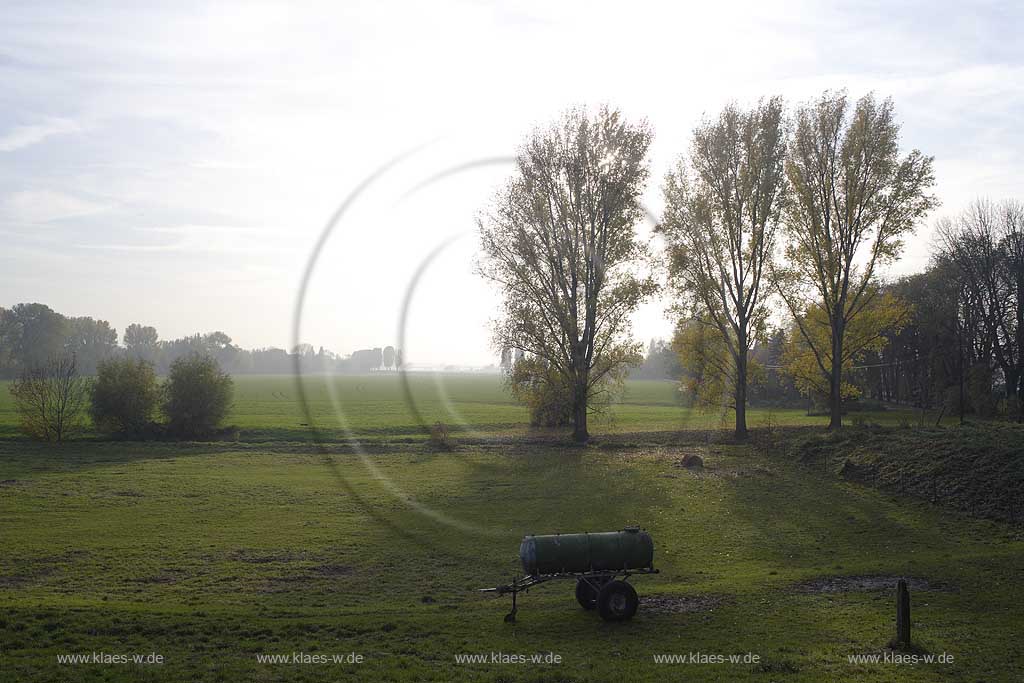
163,354 -> 233,438
428,421 -> 453,450
507,357 -> 572,427
90,357 -> 160,437
9,354 -> 89,442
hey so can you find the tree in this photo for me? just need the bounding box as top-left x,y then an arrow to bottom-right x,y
90,357 -> 160,437
382,345 -> 396,371
9,354 -> 89,442
659,98 -> 787,439
124,323 -> 159,351
203,331 -> 238,369
783,290 -> 910,406
163,354 -> 233,438
631,339 -> 683,380
0,306 -> 9,372
478,106 -> 656,443
776,91 -> 936,428
0,303 -> 69,377
350,348 -> 382,373
65,316 -> 118,375
124,323 -> 160,366
673,318 -> 737,409
865,269 -> 961,411
938,199 -> 1024,420
1000,200 -> 1024,419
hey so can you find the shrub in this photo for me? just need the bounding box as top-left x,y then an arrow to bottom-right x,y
9,354 -> 89,442
163,354 -> 233,438
428,421 -> 452,450
90,357 -> 160,437
506,356 -> 572,427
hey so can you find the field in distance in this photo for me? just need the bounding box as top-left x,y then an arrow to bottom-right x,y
0,373 -> 925,442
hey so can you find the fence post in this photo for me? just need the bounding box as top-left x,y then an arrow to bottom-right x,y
895,579 -> 911,648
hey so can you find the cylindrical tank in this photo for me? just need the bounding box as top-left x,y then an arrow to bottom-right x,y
519,527 -> 654,575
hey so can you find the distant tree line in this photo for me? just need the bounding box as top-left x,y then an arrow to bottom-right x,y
0,304 -> 401,378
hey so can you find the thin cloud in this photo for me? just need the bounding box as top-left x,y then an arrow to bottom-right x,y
0,189 -> 110,224
0,117 -> 80,152
76,224 -> 297,255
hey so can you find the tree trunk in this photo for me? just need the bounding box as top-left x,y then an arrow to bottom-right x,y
572,373 -> 589,444
829,318 -> 844,430
1010,368 -> 1024,423
1004,369 -> 1018,401
735,353 -> 748,440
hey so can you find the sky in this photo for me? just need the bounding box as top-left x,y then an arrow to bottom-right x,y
1,0 -> 1022,367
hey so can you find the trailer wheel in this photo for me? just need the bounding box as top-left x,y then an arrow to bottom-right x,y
575,577 -> 609,610
597,580 -> 638,622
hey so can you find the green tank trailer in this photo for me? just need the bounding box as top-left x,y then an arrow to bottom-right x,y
519,529 -> 655,575
481,527 -> 658,622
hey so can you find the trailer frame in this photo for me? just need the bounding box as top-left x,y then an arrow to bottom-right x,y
480,567 -> 659,622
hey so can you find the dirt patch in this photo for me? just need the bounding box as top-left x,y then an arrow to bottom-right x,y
128,572 -> 183,585
0,565 -> 58,589
641,594 -> 728,614
311,564 -> 353,577
257,564 -> 355,593
0,574 -> 35,589
791,575 -> 944,594
229,549 -> 311,564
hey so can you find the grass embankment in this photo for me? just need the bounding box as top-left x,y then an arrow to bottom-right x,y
790,423 -> 1024,524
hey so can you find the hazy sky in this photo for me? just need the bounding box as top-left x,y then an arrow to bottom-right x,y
1,0 -> 1021,366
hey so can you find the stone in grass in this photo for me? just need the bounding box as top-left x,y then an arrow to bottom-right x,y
678,454 -> 704,469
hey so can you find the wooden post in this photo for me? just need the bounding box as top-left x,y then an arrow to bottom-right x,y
895,579 -> 911,648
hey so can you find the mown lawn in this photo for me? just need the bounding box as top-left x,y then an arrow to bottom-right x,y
0,375 -> 1020,681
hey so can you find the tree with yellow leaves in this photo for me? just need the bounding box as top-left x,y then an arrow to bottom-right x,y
777,91 -> 936,428
782,290 -> 911,406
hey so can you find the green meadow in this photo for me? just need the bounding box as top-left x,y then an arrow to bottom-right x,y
0,375 -> 1020,682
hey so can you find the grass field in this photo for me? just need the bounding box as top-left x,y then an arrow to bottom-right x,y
1,375 -> 1021,681
0,373 -> 923,441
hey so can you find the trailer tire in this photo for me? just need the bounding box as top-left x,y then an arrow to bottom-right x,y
597,580 -> 638,622
575,577 -> 609,610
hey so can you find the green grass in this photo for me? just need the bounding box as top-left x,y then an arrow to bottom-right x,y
0,375 -> 1021,681
0,374 -> 931,442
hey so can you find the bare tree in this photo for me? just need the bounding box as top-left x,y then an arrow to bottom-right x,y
777,91 -> 936,429
999,200 -> 1024,419
9,354 -> 90,442
478,106 -> 656,443
659,98 -> 787,439
938,199 -> 1024,420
